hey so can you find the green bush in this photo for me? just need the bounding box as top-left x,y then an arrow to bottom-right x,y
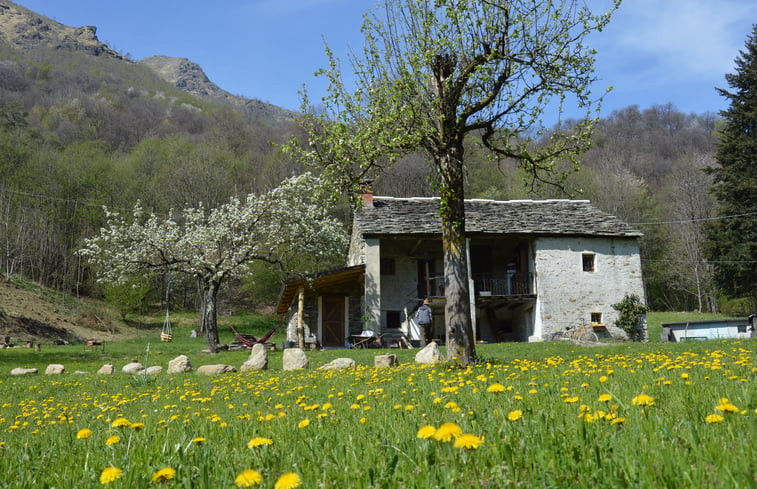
612,293 -> 648,341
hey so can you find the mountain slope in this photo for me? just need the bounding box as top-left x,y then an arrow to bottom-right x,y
0,0 -> 294,126
0,0 -> 122,59
139,55 -> 296,125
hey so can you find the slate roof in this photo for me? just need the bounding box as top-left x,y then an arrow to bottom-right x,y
355,197 -> 643,238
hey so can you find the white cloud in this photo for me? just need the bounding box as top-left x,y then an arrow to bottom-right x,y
596,0 -> 756,81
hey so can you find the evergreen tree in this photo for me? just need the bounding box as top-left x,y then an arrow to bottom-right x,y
707,24 -> 757,306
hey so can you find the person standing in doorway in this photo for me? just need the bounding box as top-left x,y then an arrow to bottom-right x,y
415,298 -> 433,346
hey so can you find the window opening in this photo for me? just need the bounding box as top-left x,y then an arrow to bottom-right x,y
582,253 -> 596,272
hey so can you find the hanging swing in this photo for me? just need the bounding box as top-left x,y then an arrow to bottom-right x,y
160,273 -> 173,342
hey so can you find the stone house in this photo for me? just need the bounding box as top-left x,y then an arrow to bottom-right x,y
276,194 -> 645,347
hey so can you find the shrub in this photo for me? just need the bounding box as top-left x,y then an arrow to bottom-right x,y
612,294 -> 648,341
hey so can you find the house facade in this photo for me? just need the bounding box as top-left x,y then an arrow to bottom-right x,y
277,194 -> 645,347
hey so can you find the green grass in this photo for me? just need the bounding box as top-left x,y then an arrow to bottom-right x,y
0,337 -> 755,488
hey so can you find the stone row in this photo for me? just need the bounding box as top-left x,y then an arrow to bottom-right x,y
7,342 -> 443,376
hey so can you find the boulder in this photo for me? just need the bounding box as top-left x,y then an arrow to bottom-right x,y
144,366 -> 162,375
282,348 -> 308,370
122,362 -> 144,374
10,367 -> 37,376
196,364 -> 236,376
414,341 -> 441,364
240,344 -> 268,371
45,364 -> 65,375
74,371 -> 89,375
97,363 -> 115,375
318,357 -> 356,371
167,355 -> 193,374
374,354 -> 398,368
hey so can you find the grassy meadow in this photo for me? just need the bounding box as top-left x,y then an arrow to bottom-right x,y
0,317 -> 755,488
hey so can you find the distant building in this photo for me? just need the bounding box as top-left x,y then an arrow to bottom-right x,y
277,194 -> 645,347
661,318 -> 753,342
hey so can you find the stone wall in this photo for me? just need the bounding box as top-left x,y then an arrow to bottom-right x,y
533,236 -> 644,339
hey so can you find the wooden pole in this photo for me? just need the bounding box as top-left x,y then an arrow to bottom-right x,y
297,286 -> 305,349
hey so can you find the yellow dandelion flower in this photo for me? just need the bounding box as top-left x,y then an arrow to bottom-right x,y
444,401 -> 457,409
274,472 -> 301,489
486,383 -> 506,393
0,441 -> 5,448
453,434 -> 485,450
111,418 -> 130,428
631,394 -> 654,406
417,425 -> 437,439
235,469 -> 263,488
433,422 -> 463,442
610,417 -> 626,425
564,396 -> 580,404
715,402 -> 739,413
297,419 -> 310,429
507,410 -> 523,421
680,373 -> 689,380
359,417 -> 367,424
705,413 -> 724,423
599,376 -> 608,382
105,435 -> 120,445
76,428 -> 93,439
130,422 -> 145,431
598,394 -> 612,403
247,437 -> 273,448
192,437 -> 206,445
99,466 -> 123,485
151,467 -> 176,483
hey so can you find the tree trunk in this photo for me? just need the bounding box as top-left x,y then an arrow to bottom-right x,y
438,147 -> 476,366
201,280 -> 221,352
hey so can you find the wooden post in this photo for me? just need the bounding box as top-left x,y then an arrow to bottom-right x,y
297,286 -> 305,349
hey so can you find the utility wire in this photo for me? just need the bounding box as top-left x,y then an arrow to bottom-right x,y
630,211 -> 757,225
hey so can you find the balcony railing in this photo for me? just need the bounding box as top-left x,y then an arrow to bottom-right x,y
474,273 -> 533,296
423,272 -> 534,298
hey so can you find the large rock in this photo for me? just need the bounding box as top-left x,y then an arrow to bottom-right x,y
45,364 -> 65,375
282,348 -> 309,370
144,366 -> 162,376
414,342 -> 441,364
196,364 -> 236,376
318,357 -> 356,371
167,355 -> 193,374
122,362 -> 144,374
10,367 -> 37,376
374,354 -> 398,368
240,344 -> 268,371
97,363 -> 115,375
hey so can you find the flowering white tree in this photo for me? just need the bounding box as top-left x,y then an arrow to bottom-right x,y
80,173 -> 347,352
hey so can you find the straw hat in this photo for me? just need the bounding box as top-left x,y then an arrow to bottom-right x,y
423,298 -> 430,305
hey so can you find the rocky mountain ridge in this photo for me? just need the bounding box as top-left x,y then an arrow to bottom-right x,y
0,0 -> 123,58
0,0 -> 295,125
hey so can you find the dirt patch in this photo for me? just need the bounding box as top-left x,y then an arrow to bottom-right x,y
0,278 -> 135,344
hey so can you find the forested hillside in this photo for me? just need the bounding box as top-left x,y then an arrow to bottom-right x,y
0,1 -> 750,315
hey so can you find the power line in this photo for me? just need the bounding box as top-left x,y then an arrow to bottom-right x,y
630,211 -> 757,225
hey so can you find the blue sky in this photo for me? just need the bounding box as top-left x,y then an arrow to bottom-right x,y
16,0 -> 757,122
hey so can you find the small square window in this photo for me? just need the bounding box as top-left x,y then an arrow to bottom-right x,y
737,324 -> 747,333
380,258 -> 395,275
591,312 -> 603,324
582,253 -> 596,272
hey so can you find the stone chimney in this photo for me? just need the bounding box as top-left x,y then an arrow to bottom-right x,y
359,180 -> 374,208
361,189 -> 374,208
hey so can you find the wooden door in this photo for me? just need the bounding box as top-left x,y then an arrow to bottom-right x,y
321,295 -> 345,347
